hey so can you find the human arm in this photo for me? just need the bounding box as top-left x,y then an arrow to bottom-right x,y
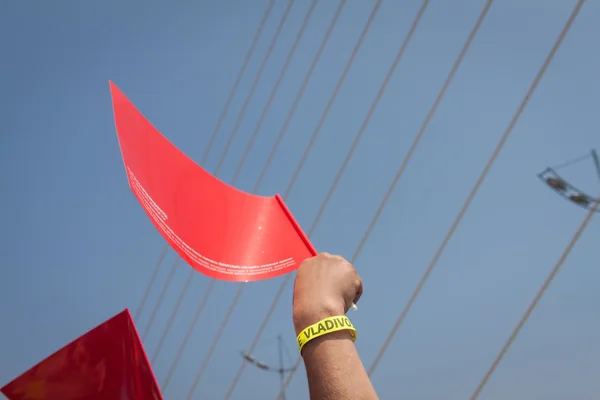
302,330 -> 377,399
293,253 -> 379,400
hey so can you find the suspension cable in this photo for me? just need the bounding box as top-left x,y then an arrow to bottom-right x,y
189,0 -> 375,395
551,152 -> 591,171
133,0 -> 275,326
231,0 -> 318,184
142,258 -> 180,340
214,0 -> 295,174
141,0 -> 284,344
221,1 -> 437,398
134,245 -> 168,320
184,0 -> 384,397
161,278 -> 215,390
252,0 -> 347,194
167,0 -> 349,395
470,198 -> 597,399
149,0 -> 298,369
277,0 -> 491,393
367,0 -> 584,377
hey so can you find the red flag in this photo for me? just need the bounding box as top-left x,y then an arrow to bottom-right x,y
109,81 -> 316,282
1,309 -> 163,400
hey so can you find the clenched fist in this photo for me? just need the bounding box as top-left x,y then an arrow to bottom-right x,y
292,252 -> 363,335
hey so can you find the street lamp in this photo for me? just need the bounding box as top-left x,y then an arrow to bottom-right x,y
538,149 -> 600,213
240,335 -> 297,400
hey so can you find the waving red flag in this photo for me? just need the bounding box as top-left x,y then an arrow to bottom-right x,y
109,82 -> 316,282
1,309 -> 162,400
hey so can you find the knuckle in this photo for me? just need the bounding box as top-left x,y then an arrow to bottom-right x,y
299,258 -> 310,268
331,254 -> 347,264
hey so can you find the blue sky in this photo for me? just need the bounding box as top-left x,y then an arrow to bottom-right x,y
1,0 -> 599,399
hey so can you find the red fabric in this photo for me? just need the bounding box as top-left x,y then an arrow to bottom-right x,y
109,81 -> 316,282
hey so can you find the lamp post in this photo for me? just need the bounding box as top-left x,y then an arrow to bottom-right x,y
240,334 -> 296,400
538,149 -> 600,213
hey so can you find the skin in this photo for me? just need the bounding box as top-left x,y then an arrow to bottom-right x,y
293,253 -> 379,400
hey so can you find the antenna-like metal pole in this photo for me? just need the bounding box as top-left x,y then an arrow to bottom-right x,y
591,149 -> 600,185
240,335 -> 293,398
278,335 -> 286,400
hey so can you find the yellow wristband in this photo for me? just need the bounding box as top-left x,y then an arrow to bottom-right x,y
296,316 -> 357,353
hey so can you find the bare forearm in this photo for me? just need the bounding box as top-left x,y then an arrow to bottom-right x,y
302,331 -> 378,400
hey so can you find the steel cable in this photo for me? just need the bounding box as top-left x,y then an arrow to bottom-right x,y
277,0 -> 491,394
142,0 -> 288,348
470,196 -> 597,399
149,0 -> 298,375
135,245 -> 168,321
189,0 -> 376,396
142,258 -> 180,341
159,0 -> 322,391
173,0 -> 350,395
367,0 -> 584,377
221,1 -> 439,398
133,0 -> 275,328
551,152 -> 592,171
183,2 -> 380,398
